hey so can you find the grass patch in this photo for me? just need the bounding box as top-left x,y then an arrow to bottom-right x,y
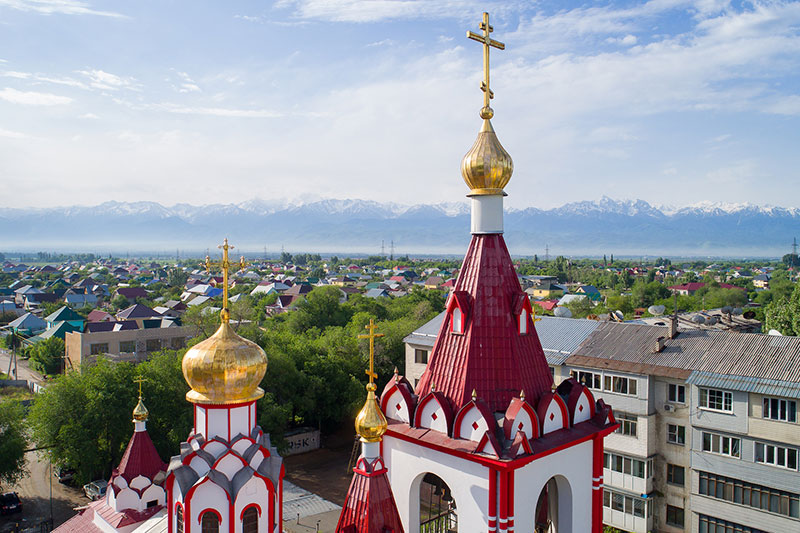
0,386 -> 34,401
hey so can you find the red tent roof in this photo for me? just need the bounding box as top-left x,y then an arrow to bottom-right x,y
115,429 -> 167,483
335,456 -> 404,533
416,234 -> 553,413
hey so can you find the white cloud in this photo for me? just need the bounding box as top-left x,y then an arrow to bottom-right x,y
0,0 -> 125,17
79,112 -> 99,119
367,38 -> 395,47
0,127 -> 30,138
0,87 -> 71,105
275,0 -> 505,23
76,69 -> 137,91
234,14 -> 261,22
2,69 -> 89,89
155,104 -> 284,118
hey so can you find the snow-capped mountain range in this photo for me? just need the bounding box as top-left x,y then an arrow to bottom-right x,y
0,197 -> 796,257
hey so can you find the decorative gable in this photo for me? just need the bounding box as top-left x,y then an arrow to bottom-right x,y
511,293 -> 533,335
380,376 -> 417,425
453,396 -> 496,442
414,390 -> 453,435
447,291 -> 471,334
503,395 -> 539,440
537,392 -> 569,435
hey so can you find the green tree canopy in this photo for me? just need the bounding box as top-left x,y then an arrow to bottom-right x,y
0,399 -> 27,487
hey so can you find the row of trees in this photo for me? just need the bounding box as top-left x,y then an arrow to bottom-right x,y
16,286 -> 444,486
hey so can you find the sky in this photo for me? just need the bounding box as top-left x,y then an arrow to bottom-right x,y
1,0 -> 799,210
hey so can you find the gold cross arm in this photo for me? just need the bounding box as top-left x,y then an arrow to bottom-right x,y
204,238 -> 236,323
466,12 -> 505,119
358,319 -> 384,386
133,376 -> 146,398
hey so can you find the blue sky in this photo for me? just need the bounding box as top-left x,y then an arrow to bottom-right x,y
1,0 -> 799,209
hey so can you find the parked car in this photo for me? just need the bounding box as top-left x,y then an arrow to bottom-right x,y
83,480 -> 108,500
0,492 -> 22,515
54,466 -> 75,484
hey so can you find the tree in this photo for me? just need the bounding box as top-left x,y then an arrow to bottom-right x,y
280,251 -> 293,264
166,268 -> 189,288
28,337 -> 65,375
0,399 -> 27,487
765,283 -> 800,336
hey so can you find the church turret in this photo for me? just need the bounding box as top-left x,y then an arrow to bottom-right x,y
336,320 -> 404,533
166,239 -> 283,533
382,13 -> 618,533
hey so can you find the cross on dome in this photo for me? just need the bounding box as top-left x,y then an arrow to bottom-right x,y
358,318 -> 385,389
467,11 -> 505,120
205,238 -> 246,323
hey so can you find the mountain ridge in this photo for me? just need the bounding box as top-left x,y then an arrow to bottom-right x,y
0,197 -> 796,257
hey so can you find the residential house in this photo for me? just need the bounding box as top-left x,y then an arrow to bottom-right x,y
526,281 -> 564,299
7,312 -> 47,336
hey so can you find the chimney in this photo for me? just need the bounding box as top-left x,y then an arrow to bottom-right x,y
654,336 -> 666,353
669,316 -> 678,339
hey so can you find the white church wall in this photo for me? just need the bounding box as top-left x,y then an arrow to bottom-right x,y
130,475 -> 150,491
229,405 -> 249,438
189,481 -> 230,532
417,399 -> 449,434
384,389 -> 411,423
232,437 -> 253,456
189,455 -> 210,477
513,439 -> 594,533
215,452 -> 245,481
207,409 -> 228,440
233,476 -> 273,533
114,488 -> 140,511
383,434 -> 489,533
195,406 -> 207,438
456,406 -> 490,442
204,440 -> 227,459
141,485 -> 165,508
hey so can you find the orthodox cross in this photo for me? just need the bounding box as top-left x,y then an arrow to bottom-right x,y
134,376 -> 146,399
205,238 -> 246,323
358,319 -> 384,389
467,11 -> 505,119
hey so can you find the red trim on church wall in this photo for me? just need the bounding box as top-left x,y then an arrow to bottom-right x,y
498,467 -> 507,532
507,470 -> 515,533
488,468 -> 497,533
592,435 -> 604,533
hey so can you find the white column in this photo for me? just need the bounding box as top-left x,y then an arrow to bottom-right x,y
470,194 -> 504,234
361,441 -> 380,460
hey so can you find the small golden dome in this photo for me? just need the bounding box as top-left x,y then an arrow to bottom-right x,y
354,383 -> 388,443
182,321 -> 267,405
132,397 -> 149,422
460,118 -> 513,195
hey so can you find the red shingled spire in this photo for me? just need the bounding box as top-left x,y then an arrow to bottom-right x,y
115,428 -> 167,483
416,233 -> 553,413
335,456 -> 404,533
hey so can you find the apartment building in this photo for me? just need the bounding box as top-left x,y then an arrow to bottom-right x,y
404,314 -> 800,533
65,320 -> 194,369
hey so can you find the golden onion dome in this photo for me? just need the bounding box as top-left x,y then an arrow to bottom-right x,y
132,397 -> 149,422
182,321 -> 267,405
460,118 -> 513,195
354,383 -> 388,443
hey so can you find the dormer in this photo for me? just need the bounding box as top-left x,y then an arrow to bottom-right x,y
380,374 -> 417,425
447,291 -> 471,335
414,389 -> 454,435
512,293 -> 533,335
453,394 -> 496,443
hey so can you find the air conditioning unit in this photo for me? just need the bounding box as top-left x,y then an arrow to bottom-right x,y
664,404 -> 675,413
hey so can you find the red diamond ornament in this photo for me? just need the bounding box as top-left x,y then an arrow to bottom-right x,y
472,421 -> 479,430
518,422 -> 524,431
431,412 -> 438,421
578,404 -> 584,412
549,412 -> 555,421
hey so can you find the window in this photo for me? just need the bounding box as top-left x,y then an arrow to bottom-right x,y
576,370 -> 601,390
698,471 -> 800,518
698,514 -> 767,533
145,338 -> 161,352
170,337 -> 186,349
201,511 -> 220,533
519,309 -> 528,334
242,506 -> 258,533
702,432 -> 740,458
146,499 -> 158,508
755,442 -> 798,470
603,452 -> 648,479
667,424 -> 685,445
699,388 -> 732,412
666,505 -> 684,527
451,307 -> 463,334
615,412 -> 637,437
602,488 -> 648,518
176,505 -> 184,533
90,343 -> 108,355
668,383 -> 685,403
763,397 -> 797,423
119,340 -> 136,353
667,464 -> 685,486
604,375 -> 637,396
414,349 -> 428,364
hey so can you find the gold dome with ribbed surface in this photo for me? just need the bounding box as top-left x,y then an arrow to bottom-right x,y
461,118 -> 514,195
182,321 -> 267,405
354,383 -> 388,443
132,397 -> 149,422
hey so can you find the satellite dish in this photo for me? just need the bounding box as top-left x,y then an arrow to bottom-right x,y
706,316 -> 718,325
648,305 -> 666,315
768,329 -> 783,336
721,306 -> 733,314
554,307 -> 572,318
586,314 -> 599,321
743,310 -> 756,319
691,315 -> 706,324
614,310 -> 625,321
733,307 -> 743,315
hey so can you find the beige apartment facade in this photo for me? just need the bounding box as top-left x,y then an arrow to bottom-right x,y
65,325 -> 195,370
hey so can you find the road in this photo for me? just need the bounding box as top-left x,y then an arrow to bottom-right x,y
0,449 -> 86,533
0,348 -> 45,384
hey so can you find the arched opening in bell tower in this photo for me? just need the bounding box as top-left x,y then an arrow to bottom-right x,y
419,473 -> 458,532
534,475 -> 573,533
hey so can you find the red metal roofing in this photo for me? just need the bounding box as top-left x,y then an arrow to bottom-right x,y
116,429 -> 167,484
335,456 -> 405,533
416,234 -> 554,413
53,506 -> 103,533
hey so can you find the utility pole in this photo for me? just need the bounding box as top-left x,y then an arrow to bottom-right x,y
381,240 -> 385,257
545,244 -> 550,263
390,240 -> 395,262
